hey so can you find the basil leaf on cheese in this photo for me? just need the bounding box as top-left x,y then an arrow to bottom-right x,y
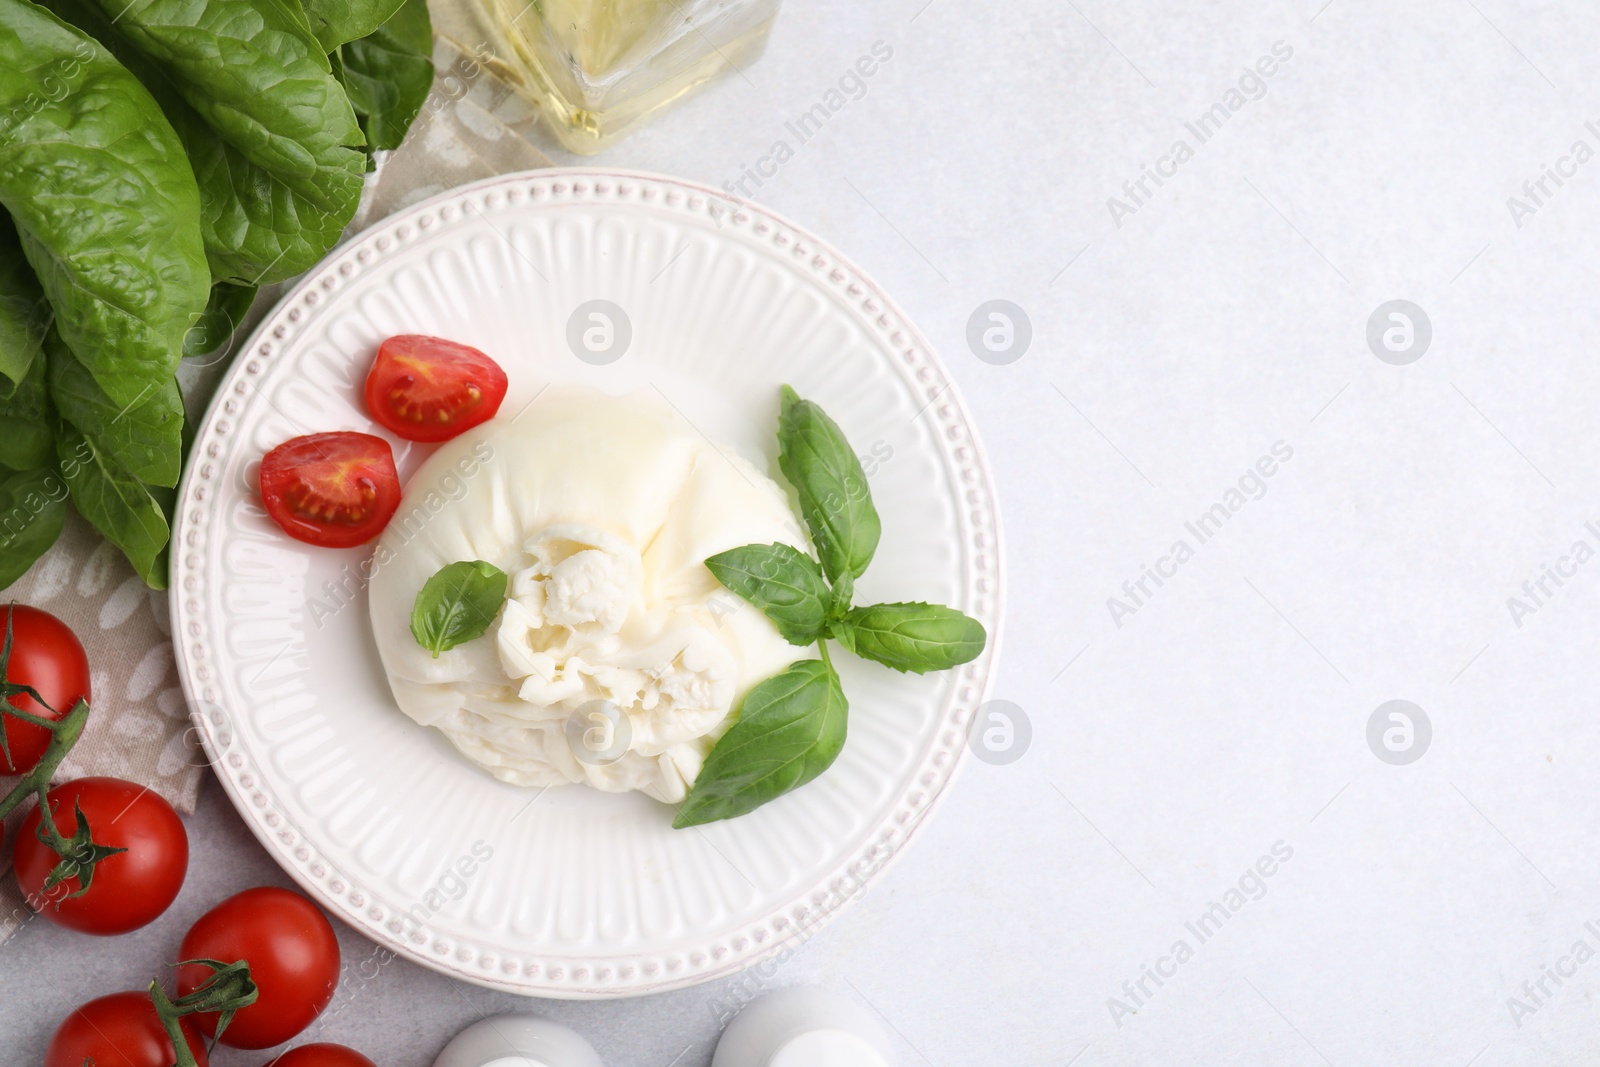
705,542 -> 830,646
777,385 -> 880,582
674,658 -> 847,828
410,560 -> 508,658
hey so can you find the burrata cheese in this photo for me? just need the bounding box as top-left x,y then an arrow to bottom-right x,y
366,387 -> 807,803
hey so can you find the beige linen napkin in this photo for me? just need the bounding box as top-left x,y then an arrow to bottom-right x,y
0,30 -> 552,946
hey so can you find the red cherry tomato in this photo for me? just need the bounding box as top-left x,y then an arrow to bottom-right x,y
0,604 -> 90,775
178,886 -> 341,1049
259,432 -> 400,548
45,990 -> 208,1067
365,334 -> 507,442
14,776 -> 188,934
264,1044 -> 378,1067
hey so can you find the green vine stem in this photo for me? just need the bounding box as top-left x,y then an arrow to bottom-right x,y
150,959 -> 259,1067
0,605 -> 119,897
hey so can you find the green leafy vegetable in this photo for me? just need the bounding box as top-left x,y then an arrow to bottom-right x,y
832,602 -> 987,674
39,0 -> 352,288
410,560 -> 508,658
674,659 -> 847,828
705,542 -> 830,646
777,385 -> 881,581
80,0 -> 367,217
56,423 -> 170,588
0,465 -> 66,587
0,344 -> 54,473
183,281 -> 257,360
301,0 -> 405,51
0,213 -> 48,397
339,0 -> 434,156
47,328 -> 183,488
692,387 -> 988,824
0,0 -> 209,412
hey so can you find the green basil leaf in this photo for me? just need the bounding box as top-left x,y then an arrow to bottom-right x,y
339,0 -> 433,154
0,213 -> 48,397
47,327 -> 182,488
39,0 -> 352,286
832,602 -> 987,674
79,0 -> 367,217
0,330 -> 54,473
301,0 -> 405,51
183,281 -> 257,360
776,385 -> 880,582
673,659 -> 847,828
410,560 -> 507,658
0,464 -> 66,589
56,423 -> 169,588
705,542 -> 830,646
0,0 -> 209,412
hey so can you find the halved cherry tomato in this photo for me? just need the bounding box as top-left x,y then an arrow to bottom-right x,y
178,886 -> 341,1049
45,990 -> 208,1067
264,1044 -> 378,1067
365,334 -> 507,442
260,432 -> 400,548
14,776 -> 189,934
0,604 -> 90,775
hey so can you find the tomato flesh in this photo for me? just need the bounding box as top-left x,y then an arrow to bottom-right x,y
0,605 -> 90,775
178,886 -> 341,1049
260,432 -> 400,548
46,990 -> 208,1067
365,334 -> 507,442
263,1044 -> 379,1067
14,776 -> 189,934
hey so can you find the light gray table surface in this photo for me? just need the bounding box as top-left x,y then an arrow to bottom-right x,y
10,0 -> 1600,1063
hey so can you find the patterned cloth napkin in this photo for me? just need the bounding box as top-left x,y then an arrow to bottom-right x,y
0,29 -> 553,946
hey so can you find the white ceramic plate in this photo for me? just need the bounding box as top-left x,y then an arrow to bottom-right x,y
171,169 -> 1003,998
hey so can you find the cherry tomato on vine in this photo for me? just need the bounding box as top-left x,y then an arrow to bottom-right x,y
14,776 -> 188,934
45,990 -> 208,1067
263,1044 -> 378,1067
259,432 -> 401,548
178,886 -> 341,1049
365,334 -> 507,442
0,604 -> 90,775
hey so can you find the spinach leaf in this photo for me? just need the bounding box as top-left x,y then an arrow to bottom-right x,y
705,542 -> 830,646
410,560 -> 507,657
777,385 -> 881,582
0,344 -> 53,472
302,0 -> 405,51
82,0 -> 367,217
832,602 -> 987,674
0,0 -> 209,412
47,328 -> 182,488
56,423 -> 169,588
0,213 -> 48,396
39,0 -> 352,287
339,0 -> 433,154
184,281 -> 257,359
0,465 -> 66,589
674,658 -> 847,828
